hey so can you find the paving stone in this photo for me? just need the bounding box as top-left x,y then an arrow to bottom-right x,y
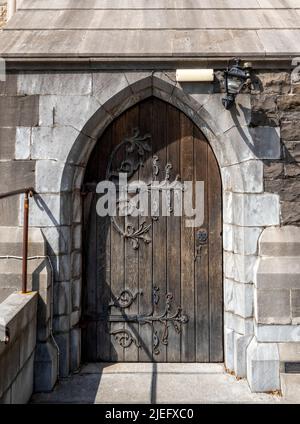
247,338 -> 280,392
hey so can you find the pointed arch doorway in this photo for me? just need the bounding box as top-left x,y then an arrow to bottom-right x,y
82,97 -> 223,363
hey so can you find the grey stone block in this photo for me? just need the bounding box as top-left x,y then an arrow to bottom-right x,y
55,332 -> 70,378
21,193 -> 72,227
39,95 -> 100,132
256,289 -> 291,325
224,251 -> 257,284
15,127 -> 31,160
0,74 -> 17,96
224,328 -> 234,372
71,251 -> 82,279
0,127 -> 16,160
259,226 -> 300,257
247,338 -> 280,392
281,121 -> 300,141
278,342 -> 300,362
70,327 -> 81,372
41,226 -> 71,256
0,340 -> 20,398
72,225 -> 82,251
34,340 -> 58,392
53,282 -> 71,316
222,160 -> 263,193
0,160 -> 35,194
19,318 -> 37,367
256,257 -> 300,289
18,72 -> 92,96
71,279 -> 81,311
48,254 -> 71,282
11,353 -> 34,404
0,226 -> 46,256
53,315 -> 70,334
0,95 -> 39,127
255,324 -> 300,343
291,290 -> 300,323
92,72 -> 129,106
0,195 -> 19,226
225,311 -> 254,336
234,333 -> 252,378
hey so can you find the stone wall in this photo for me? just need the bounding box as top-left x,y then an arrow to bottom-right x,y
0,67 -> 299,393
0,1 -> 6,28
0,292 -> 37,403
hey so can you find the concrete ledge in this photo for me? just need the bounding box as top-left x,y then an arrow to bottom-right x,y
0,292 -> 37,403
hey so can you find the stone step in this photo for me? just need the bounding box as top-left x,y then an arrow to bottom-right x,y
0,258 -> 51,291
281,373 -> 300,403
0,226 -> 46,257
259,226 -> 300,257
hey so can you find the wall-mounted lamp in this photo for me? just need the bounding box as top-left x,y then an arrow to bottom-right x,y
222,59 -> 252,110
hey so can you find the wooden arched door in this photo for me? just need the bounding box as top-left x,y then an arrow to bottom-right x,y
82,98 -> 223,363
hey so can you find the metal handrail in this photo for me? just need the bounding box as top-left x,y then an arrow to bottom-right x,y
0,187 -> 35,293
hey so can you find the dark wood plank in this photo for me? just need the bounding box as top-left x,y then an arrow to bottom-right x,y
109,112 -> 127,362
138,99 -> 154,362
96,127 -> 112,361
123,106 -> 140,362
152,99 -> 167,362
208,147 -> 223,362
180,112 -> 195,363
166,104 -> 181,363
194,127 -> 210,362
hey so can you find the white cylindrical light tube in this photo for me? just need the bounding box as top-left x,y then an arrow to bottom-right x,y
176,69 -> 214,82
7,0 -> 17,21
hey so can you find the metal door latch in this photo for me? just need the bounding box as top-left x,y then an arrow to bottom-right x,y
194,229 -> 208,261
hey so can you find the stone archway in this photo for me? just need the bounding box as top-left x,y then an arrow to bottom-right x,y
28,72 -> 280,388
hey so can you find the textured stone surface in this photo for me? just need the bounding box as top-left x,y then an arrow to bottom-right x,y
256,257 -> 300,289
281,121 -> 300,141
256,289 -> 291,324
34,341 -> 58,392
255,325 -> 300,342
281,201 -> 300,225
0,160 -> 35,193
0,127 -> 15,160
18,72 -> 92,96
15,127 -> 31,160
259,226 -> 300,257
222,160 -> 263,193
247,338 -> 280,392
234,333 -> 252,378
0,96 -> 39,127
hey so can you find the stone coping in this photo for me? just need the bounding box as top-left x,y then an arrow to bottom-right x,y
0,291 -> 37,344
